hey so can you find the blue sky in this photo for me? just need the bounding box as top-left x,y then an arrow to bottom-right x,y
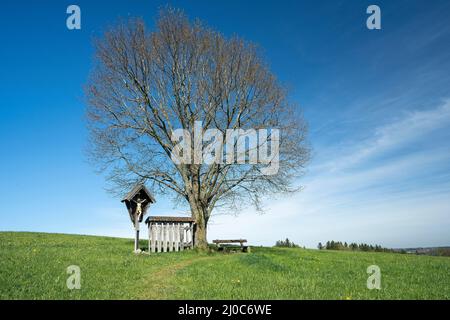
0,0 -> 449,248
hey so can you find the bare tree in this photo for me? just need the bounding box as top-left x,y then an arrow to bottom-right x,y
86,8 -> 309,249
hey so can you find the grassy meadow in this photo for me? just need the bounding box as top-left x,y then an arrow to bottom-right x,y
0,232 -> 449,299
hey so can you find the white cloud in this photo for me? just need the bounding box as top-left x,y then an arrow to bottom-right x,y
322,99 -> 450,172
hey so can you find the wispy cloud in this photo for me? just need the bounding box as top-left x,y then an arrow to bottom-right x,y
318,100 -> 450,172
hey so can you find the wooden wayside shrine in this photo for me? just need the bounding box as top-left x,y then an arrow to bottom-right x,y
121,185 -> 156,252
145,216 -> 195,253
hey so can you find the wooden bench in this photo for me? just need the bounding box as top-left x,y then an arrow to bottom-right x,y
213,239 -> 249,252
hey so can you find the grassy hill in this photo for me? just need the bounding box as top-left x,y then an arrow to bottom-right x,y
0,232 -> 449,299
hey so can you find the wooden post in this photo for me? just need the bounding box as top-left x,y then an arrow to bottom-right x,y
134,230 -> 139,251
134,218 -> 140,252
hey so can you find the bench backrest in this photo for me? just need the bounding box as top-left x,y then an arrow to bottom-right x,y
213,239 -> 247,244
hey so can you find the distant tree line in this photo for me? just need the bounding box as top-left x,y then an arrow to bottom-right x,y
434,248 -> 450,257
317,241 -> 395,253
275,238 -> 300,248
274,239 -> 450,257
404,247 -> 450,257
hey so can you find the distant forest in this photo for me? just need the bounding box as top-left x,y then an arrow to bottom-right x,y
318,241 -> 450,257
274,239 -> 450,257
317,241 -> 394,252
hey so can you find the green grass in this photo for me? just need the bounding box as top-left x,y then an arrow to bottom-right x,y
1,232 -> 449,299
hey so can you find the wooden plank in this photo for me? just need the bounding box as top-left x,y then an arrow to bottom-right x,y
189,223 -> 194,249
157,224 -> 162,252
162,223 -> 167,252
160,223 -> 164,252
190,223 -> 194,249
151,224 -> 156,253
173,223 -> 177,251
185,226 -> 189,248
188,225 -> 193,249
174,224 -> 180,252
180,225 -> 185,251
186,225 -> 190,250
167,223 -> 171,252
146,216 -> 195,223
212,239 -> 247,244
164,223 -> 169,252
153,224 -> 157,253
168,223 -> 173,252
148,223 -> 152,252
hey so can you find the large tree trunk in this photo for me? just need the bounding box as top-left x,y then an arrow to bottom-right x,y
189,199 -> 209,249
187,166 -> 210,249
194,217 -> 208,249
